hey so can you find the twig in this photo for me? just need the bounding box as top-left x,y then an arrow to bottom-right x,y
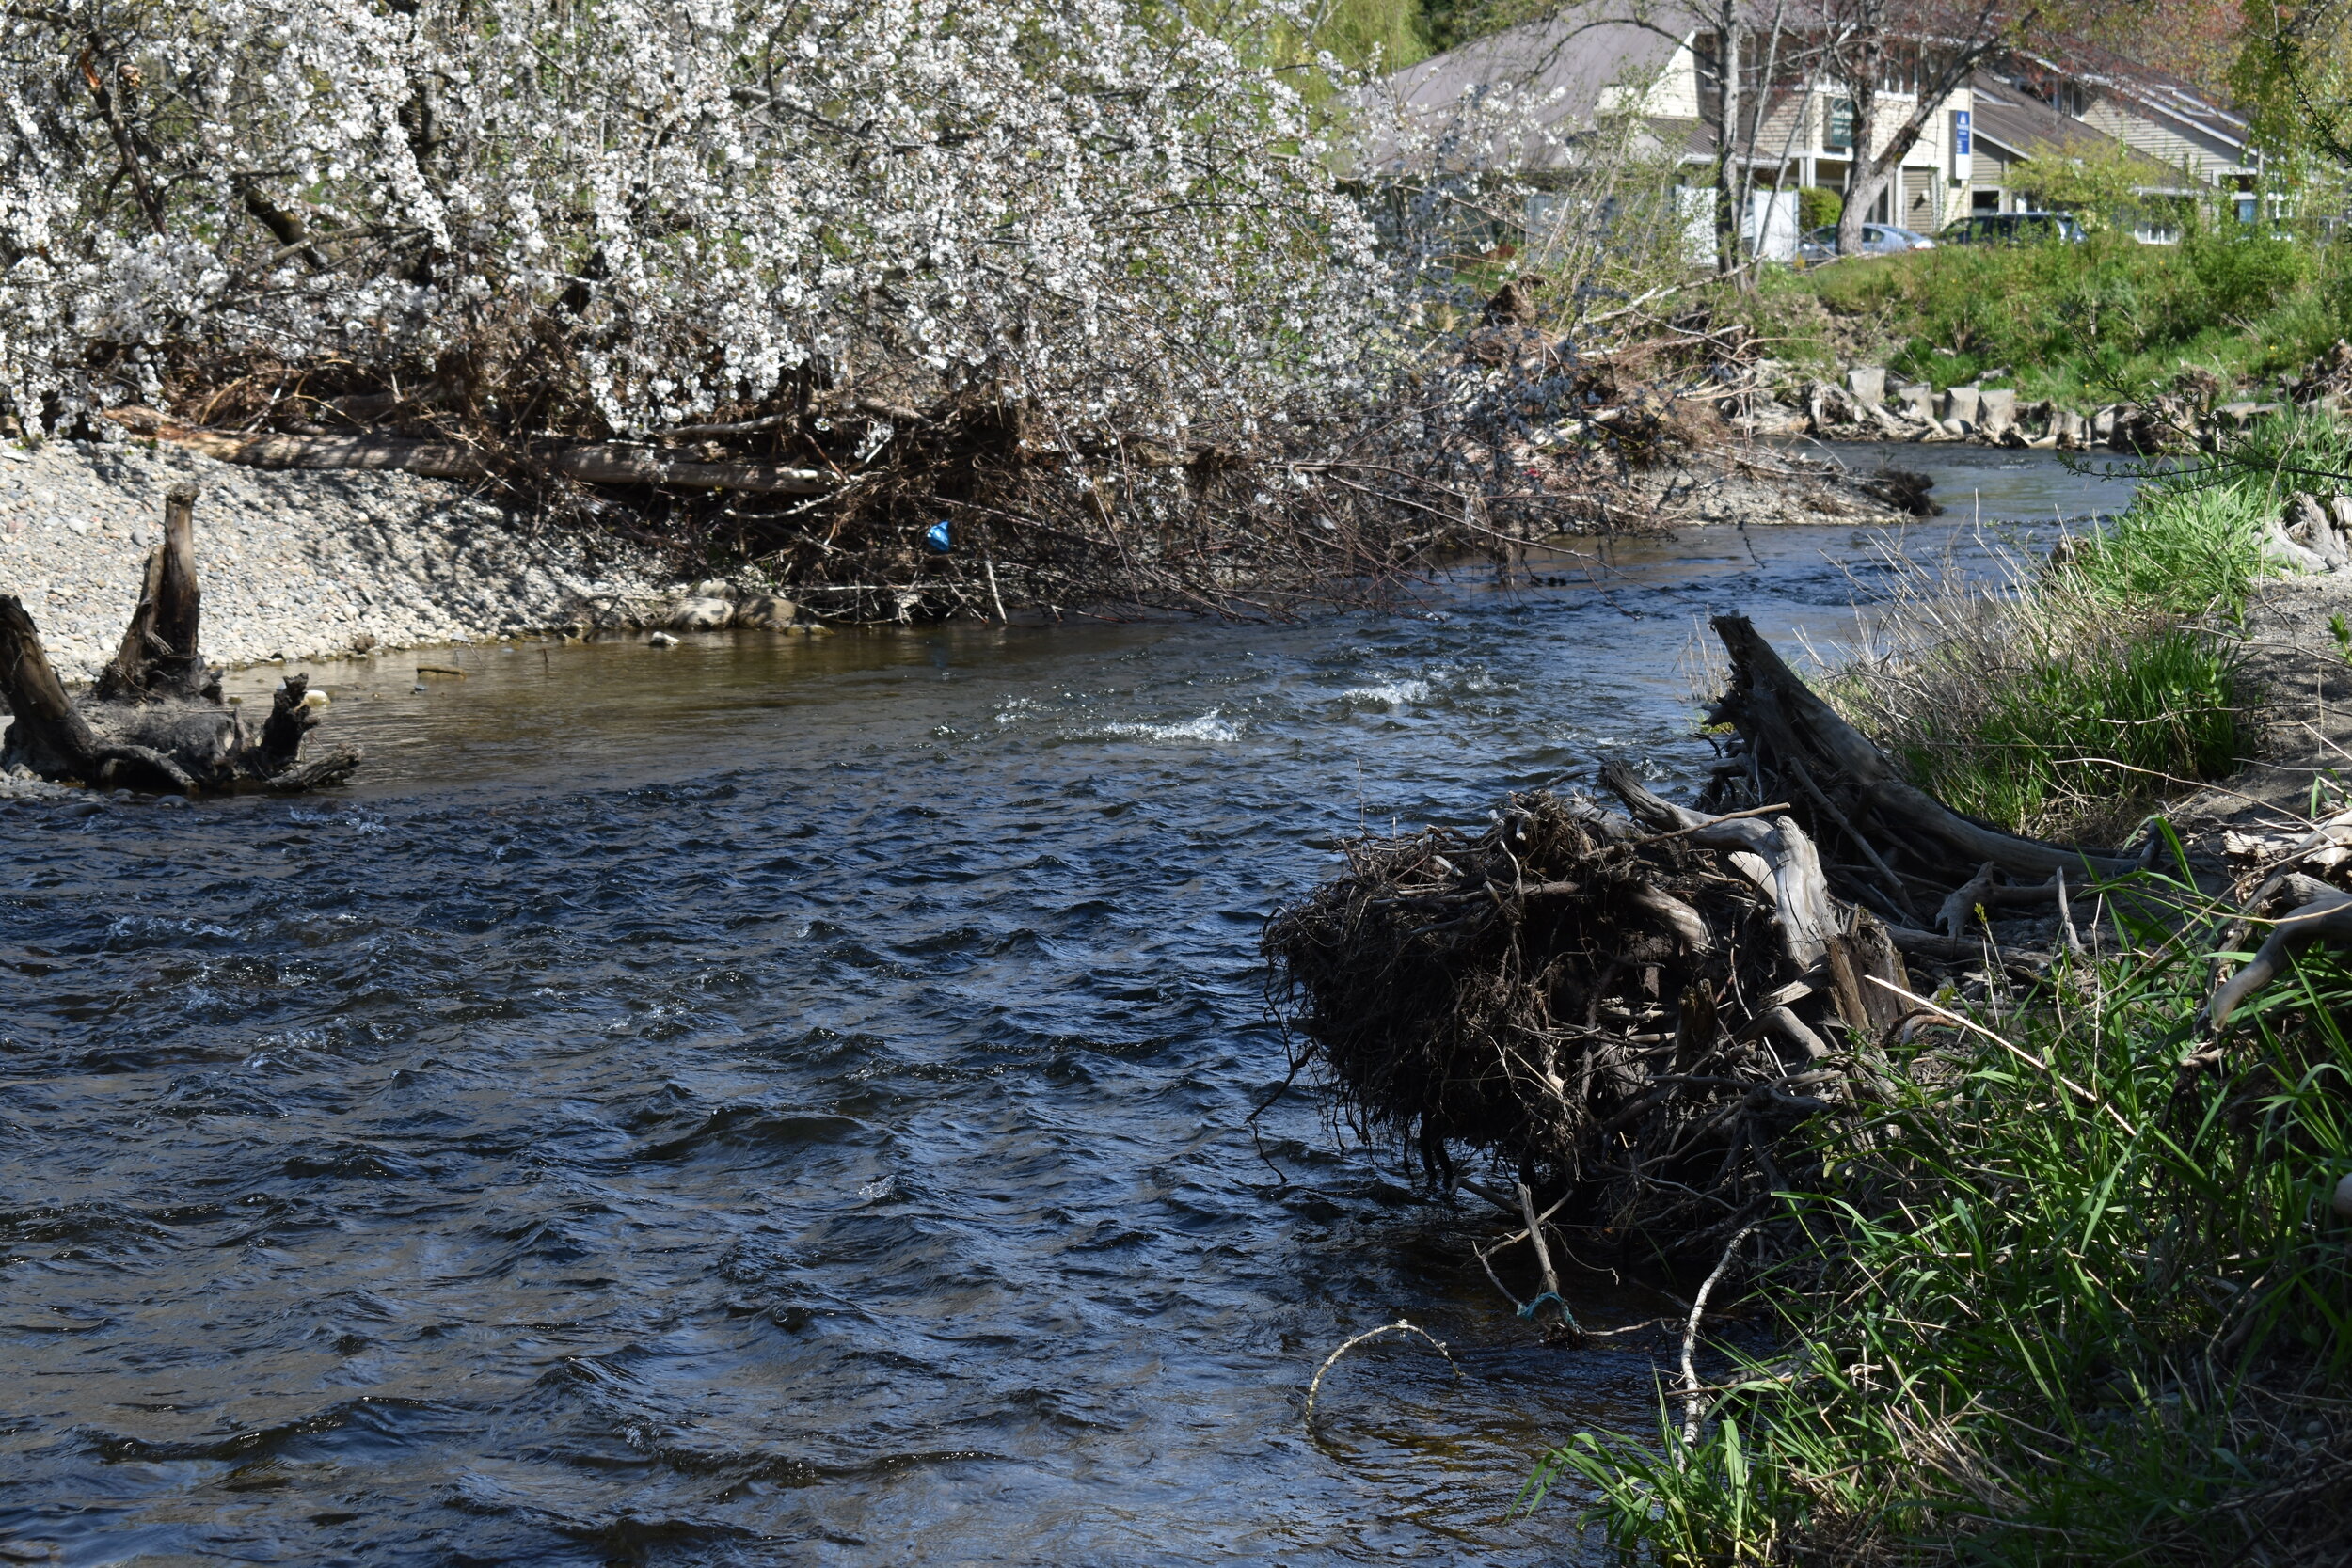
1518,1180 -> 1568,1326
1304,1319 -> 1463,1428
1680,1217 -> 1763,1449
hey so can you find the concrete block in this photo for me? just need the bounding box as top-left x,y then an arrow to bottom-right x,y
1844,367 -> 1886,408
1941,385 -> 1981,428
1979,388 -> 2017,438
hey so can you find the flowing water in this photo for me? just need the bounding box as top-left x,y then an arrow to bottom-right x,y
0,454 -> 2139,1567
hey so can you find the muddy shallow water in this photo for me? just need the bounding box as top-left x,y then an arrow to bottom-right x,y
0,461 -> 2134,1567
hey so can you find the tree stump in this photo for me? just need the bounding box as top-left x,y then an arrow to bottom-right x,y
0,485 -> 360,793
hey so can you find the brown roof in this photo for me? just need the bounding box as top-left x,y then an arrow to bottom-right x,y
1968,73 -> 2193,190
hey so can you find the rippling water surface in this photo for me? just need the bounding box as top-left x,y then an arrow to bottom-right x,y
2,468 -> 2122,1566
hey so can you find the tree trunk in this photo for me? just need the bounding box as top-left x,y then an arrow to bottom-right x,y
0,490 -> 360,793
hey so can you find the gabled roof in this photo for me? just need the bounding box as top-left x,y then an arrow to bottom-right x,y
2003,37 -> 2251,159
1968,73 -> 2189,189
1367,11 -> 1693,173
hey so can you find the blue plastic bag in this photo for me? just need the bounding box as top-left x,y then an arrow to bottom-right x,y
923,519 -> 952,554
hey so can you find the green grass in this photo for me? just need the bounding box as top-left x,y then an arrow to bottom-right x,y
1735,227 -> 2352,409
1887,625 -> 2250,841
1522,417 -> 2352,1563
1824,412 -> 2313,843
1527,905 -> 2352,1564
2061,482 -> 2271,619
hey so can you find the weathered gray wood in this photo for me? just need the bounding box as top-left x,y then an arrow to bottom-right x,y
1712,614 -> 2138,882
107,408 -> 833,494
1,492 -> 358,793
96,484 -> 215,703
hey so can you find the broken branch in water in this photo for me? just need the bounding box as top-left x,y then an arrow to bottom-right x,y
1302,1319 -> 1463,1430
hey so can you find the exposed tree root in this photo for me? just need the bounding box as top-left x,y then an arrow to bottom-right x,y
0,485 -> 360,794
1263,616 -> 2183,1266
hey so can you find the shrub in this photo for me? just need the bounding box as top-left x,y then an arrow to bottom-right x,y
2182,228 -> 2312,331
0,0 -> 1385,449
1798,185 -> 1844,233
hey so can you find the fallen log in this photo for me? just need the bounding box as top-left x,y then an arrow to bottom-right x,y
103,407 -> 834,495
1704,613 -> 2138,921
0,485 -> 360,793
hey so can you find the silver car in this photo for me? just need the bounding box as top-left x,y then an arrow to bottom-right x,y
1798,222 -> 1937,265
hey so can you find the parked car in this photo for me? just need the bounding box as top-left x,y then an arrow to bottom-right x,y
1797,222 -> 1937,265
1940,211 -> 2088,245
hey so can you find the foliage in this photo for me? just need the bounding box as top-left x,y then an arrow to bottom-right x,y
1797,186 -> 1843,234
2063,478 -> 2274,619
1532,915 -> 2352,1564
2235,0 -> 2352,169
1739,229 -> 2352,405
0,0 -> 1387,448
2003,141 -> 2182,236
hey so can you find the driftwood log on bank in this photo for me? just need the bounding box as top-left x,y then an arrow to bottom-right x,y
0,485 -> 360,793
1695,614 -> 2146,958
105,407 -> 834,496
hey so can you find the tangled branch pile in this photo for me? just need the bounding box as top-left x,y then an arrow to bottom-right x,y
1264,616 -> 2217,1260
1265,768 -> 1910,1254
4,0 -> 1756,617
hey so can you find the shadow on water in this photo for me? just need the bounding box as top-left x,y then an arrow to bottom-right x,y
0,460 -> 2132,1565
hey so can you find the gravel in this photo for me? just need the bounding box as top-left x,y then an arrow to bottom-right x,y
0,438 -> 679,683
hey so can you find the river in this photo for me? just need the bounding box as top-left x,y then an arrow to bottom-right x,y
0,450 -> 2140,1565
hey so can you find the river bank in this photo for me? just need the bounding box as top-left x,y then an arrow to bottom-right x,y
0,436 -> 1918,695
1476,418 -> 2352,1561
0,438 -> 687,682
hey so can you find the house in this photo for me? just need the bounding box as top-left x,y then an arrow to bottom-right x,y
1374,5 -> 1979,246
1966,49 -> 2257,230
1377,8 -> 2260,249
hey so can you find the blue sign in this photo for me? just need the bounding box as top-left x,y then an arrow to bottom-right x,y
1953,109 -> 1971,156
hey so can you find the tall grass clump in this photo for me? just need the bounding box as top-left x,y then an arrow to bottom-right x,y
1824,412 -> 2337,843
1869,620 -> 2249,842
1529,908 -> 2352,1565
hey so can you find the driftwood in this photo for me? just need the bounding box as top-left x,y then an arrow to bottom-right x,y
0,484 -> 360,793
105,407 -> 833,495
1701,613 -> 2139,938
1263,616 -> 2184,1262
1263,770 -> 1912,1259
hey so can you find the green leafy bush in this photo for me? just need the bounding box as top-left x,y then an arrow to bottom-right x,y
1737,227 -> 2339,405
1797,185 -> 1843,233
2181,228 -> 2312,332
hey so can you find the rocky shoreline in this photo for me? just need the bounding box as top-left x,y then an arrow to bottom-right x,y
1738,339 -> 2352,451
0,438 -> 821,687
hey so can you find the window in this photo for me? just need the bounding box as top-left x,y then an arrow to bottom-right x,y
1825,98 -> 1854,150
